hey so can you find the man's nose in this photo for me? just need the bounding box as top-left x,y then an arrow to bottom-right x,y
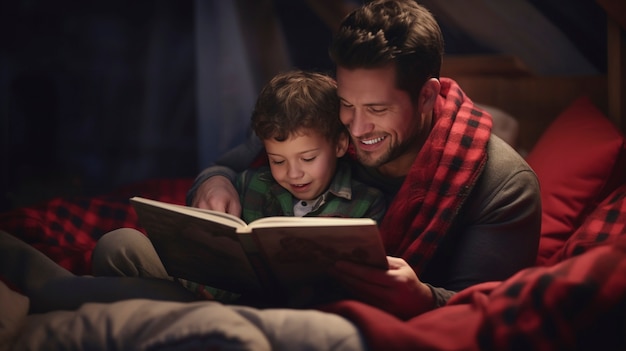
347,109 -> 373,137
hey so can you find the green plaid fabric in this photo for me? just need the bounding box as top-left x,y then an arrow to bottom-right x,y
237,159 -> 386,224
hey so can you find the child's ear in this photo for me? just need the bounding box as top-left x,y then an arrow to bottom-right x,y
335,133 -> 349,157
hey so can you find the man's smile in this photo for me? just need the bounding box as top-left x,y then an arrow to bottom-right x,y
360,136 -> 386,145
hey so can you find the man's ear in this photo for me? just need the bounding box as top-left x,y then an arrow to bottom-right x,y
335,133 -> 349,157
419,78 -> 441,113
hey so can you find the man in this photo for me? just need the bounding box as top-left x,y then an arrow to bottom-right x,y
188,0 -> 541,319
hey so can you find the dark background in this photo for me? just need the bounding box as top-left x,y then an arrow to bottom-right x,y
0,0 -> 607,211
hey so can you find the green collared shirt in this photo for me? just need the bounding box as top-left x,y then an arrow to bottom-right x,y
236,159 -> 386,224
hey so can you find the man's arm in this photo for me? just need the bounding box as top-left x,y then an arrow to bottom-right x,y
419,136 -> 541,311
186,133 -> 264,213
427,137 -> 542,293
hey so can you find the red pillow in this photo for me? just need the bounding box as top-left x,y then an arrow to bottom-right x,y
526,96 -> 626,266
545,182 -> 626,266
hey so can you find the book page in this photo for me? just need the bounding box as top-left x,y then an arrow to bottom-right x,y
246,216 -> 376,229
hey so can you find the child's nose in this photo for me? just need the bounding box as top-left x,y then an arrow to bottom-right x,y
287,163 -> 304,178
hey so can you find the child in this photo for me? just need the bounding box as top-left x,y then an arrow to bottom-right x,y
236,70 -> 386,223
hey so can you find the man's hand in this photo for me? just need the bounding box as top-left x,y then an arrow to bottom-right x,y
191,176 -> 242,216
330,256 -> 434,320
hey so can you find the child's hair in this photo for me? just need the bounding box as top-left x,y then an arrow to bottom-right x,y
251,70 -> 344,143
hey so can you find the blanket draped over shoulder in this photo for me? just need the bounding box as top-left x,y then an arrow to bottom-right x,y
379,77 -> 493,274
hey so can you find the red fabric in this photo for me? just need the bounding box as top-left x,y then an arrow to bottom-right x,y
546,182 -> 626,265
320,299 -> 483,350
0,178 -> 192,275
379,78 -> 492,273
526,96 -> 626,266
322,234 -> 626,351
474,237 -> 626,350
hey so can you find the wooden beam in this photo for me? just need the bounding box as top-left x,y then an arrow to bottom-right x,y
453,75 -> 607,152
596,0 -> 626,31
606,17 -> 626,134
597,0 -> 626,134
441,54 -> 532,78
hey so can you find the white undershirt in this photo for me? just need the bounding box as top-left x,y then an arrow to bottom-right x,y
293,196 -> 320,217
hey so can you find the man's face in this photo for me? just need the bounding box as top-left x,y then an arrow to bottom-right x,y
336,64 -> 427,177
264,131 -> 344,201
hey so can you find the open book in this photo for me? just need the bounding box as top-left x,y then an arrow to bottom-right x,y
130,196 -> 388,302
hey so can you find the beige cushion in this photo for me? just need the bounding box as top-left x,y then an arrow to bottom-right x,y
12,298 -> 365,351
0,280 -> 29,351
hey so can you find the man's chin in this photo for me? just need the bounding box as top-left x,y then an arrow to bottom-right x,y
356,151 -> 386,169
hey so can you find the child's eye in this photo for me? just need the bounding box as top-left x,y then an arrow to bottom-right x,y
302,157 -> 316,162
270,160 -> 285,165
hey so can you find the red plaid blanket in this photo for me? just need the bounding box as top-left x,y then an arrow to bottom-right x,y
0,178 -> 192,275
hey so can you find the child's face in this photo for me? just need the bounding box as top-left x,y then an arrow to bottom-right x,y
264,131 -> 348,201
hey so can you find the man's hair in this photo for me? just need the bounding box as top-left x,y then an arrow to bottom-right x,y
329,0 -> 444,99
251,70 -> 344,142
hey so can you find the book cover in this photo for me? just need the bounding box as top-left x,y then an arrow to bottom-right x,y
130,196 -> 388,299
